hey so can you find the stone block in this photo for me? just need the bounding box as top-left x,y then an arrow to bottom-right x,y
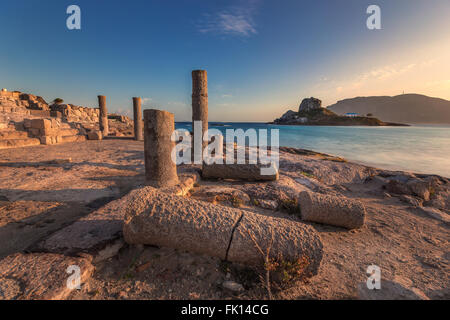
0,138 -> 40,149
40,136 -> 57,145
31,119 -> 51,130
29,128 -> 41,136
202,163 -> 279,181
30,110 -> 51,117
50,111 -> 62,118
87,130 -> 102,140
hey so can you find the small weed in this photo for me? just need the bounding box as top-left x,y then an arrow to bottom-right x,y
280,198 -> 301,215
231,195 -> 243,208
429,186 -> 436,198
300,171 -> 315,179
247,228 -> 312,299
219,260 -> 232,274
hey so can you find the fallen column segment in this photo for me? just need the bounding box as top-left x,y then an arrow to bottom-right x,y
123,187 -> 241,260
123,187 -> 323,276
298,191 -> 366,229
227,212 -> 323,276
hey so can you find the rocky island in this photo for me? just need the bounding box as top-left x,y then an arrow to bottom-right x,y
272,97 -> 409,126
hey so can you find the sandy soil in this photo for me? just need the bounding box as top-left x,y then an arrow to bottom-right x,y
0,139 -> 448,300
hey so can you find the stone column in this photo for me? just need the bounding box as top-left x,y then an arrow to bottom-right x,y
192,70 -> 208,162
133,97 -> 143,141
144,109 -> 178,187
98,95 -> 108,136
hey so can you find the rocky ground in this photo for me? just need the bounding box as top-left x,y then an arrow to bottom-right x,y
0,139 -> 448,300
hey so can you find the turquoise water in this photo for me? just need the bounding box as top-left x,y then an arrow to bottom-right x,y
176,122 -> 450,178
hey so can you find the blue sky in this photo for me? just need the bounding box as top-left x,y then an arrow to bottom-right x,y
1,0 -> 449,121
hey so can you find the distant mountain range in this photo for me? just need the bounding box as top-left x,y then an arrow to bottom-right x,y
327,94 -> 450,124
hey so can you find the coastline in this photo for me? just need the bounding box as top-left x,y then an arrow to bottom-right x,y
267,121 -> 410,126
176,122 -> 450,178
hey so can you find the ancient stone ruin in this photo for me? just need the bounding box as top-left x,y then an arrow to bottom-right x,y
0,89 -> 138,149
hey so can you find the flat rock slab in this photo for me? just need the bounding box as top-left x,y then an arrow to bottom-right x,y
0,253 -> 93,300
418,207 -> 450,223
202,163 -> 278,181
37,172 -> 199,259
36,195 -> 129,257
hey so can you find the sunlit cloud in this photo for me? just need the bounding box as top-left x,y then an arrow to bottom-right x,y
305,54 -> 449,107
167,101 -> 188,108
425,79 -> 450,89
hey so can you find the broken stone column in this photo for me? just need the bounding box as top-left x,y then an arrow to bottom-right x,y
298,191 -> 366,229
98,95 -> 108,136
192,70 -> 208,162
133,97 -> 143,141
143,109 -> 178,187
202,163 -> 278,181
123,187 -> 323,276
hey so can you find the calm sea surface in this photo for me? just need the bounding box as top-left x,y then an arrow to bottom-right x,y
176,122 -> 450,178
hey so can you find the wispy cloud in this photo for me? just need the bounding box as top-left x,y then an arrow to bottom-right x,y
425,79 -> 450,89
198,3 -> 259,37
142,97 -> 152,107
167,101 -> 189,108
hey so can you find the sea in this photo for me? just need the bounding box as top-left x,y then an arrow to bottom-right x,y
175,122 -> 450,178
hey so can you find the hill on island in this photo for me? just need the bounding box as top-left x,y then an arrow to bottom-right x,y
327,94 -> 450,124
